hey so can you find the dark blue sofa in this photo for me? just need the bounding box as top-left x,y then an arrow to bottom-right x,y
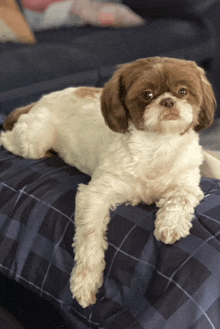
1,1 -> 220,328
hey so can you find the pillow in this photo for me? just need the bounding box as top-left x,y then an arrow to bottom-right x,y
0,147 -> 220,328
21,0 -> 145,30
0,0 -> 36,43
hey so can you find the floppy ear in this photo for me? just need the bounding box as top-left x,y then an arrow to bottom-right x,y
101,65 -> 129,133
194,66 -> 217,132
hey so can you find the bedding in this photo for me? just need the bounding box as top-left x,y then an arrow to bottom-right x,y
0,144 -> 220,328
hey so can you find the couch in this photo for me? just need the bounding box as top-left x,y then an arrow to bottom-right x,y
1,1 -> 220,328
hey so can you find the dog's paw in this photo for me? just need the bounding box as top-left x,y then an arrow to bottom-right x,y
70,280 -> 97,308
154,212 -> 193,244
70,263 -> 104,308
154,225 -> 190,244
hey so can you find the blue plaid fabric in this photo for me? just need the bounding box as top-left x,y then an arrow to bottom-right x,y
0,146 -> 220,329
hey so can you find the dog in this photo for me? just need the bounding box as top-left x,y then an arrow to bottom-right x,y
0,57 -> 216,308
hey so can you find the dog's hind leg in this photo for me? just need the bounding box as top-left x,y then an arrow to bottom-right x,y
3,103 -> 36,131
0,106 -> 57,159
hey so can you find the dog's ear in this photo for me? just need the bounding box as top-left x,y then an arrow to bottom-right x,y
101,65 -> 129,133
194,66 -> 217,132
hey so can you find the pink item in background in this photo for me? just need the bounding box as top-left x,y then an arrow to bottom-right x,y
22,0 -> 66,12
98,3 -> 145,27
22,0 -> 145,28
99,10 -> 115,26
71,0 -> 145,27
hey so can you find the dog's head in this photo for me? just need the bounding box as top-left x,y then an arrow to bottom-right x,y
101,57 -> 216,135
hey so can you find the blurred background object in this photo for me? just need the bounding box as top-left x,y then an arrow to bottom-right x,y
0,0 -> 36,43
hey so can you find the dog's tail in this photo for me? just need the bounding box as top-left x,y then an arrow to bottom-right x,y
3,102 -> 36,131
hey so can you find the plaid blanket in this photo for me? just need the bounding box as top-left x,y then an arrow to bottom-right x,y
0,146 -> 220,329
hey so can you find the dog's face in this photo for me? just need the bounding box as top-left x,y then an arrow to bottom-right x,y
101,57 -> 216,134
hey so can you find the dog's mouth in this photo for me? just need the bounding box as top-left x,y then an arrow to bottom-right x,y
162,108 -> 180,121
163,113 -> 180,121
143,101 -> 194,134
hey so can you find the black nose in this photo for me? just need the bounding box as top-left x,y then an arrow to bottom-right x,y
160,97 -> 175,108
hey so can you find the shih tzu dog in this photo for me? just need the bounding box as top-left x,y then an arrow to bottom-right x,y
0,57 -> 216,308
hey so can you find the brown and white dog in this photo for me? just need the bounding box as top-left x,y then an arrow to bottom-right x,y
0,57 -> 216,308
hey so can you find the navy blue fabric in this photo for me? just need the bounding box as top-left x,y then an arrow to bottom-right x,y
0,147 -> 220,328
0,43 -> 101,114
1,45 -> 100,93
122,0 -> 219,19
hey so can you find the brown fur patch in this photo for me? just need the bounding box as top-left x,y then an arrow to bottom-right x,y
75,87 -> 102,99
3,102 -> 36,131
44,150 -> 57,158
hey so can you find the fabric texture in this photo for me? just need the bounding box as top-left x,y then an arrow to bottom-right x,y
0,147 -> 220,328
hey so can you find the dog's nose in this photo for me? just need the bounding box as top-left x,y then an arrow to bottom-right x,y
160,97 -> 175,108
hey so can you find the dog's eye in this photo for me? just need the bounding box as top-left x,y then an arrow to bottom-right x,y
178,87 -> 188,97
142,91 -> 154,101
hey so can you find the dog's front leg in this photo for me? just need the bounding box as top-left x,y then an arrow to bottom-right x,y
154,186 -> 204,244
70,176 -> 131,308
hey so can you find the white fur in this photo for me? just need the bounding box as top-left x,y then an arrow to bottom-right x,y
144,92 -> 194,134
0,87 -> 204,308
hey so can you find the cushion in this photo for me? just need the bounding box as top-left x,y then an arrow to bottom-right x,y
21,0 -> 145,30
0,0 -> 36,43
0,146 -> 220,328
